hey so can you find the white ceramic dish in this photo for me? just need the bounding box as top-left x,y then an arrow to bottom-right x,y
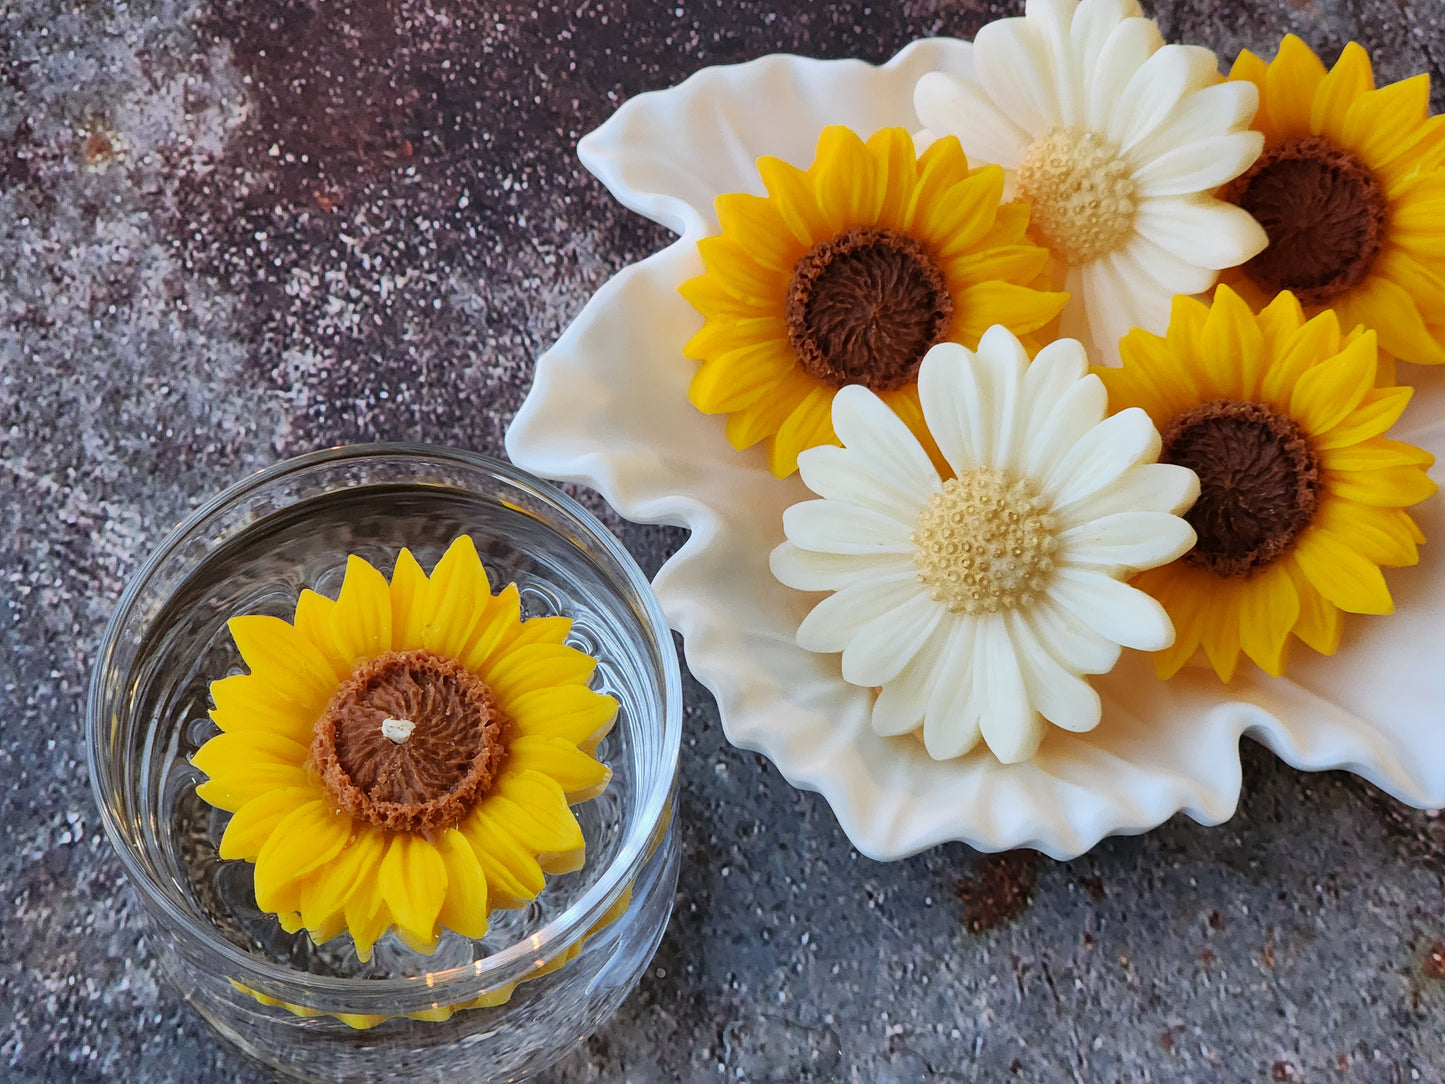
505,39 -> 1445,860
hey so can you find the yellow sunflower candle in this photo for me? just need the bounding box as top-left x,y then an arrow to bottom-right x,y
1221,35 -> 1445,365
1098,286 -> 1436,682
191,536 -> 616,960
680,124 -> 1068,477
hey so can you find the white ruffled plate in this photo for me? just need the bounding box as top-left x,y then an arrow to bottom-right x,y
504,39 -> 1445,860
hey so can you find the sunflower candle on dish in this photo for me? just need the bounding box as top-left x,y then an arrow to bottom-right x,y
912,0 -> 1267,364
1099,287 -> 1437,681
193,536 -> 615,960
681,123 -> 1067,476
1220,35 -> 1445,366
770,325 -> 1198,763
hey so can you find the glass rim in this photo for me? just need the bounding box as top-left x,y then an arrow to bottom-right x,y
85,442 -> 683,1007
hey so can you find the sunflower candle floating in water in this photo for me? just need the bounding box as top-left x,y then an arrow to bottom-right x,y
770,325 -> 1198,763
192,536 -> 616,959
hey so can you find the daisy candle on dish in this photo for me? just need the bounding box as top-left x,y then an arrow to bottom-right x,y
912,0 -> 1267,365
770,325 -> 1198,764
192,536 -> 616,959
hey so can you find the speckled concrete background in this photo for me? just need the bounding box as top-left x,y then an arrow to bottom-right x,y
4,1 -> 1445,1081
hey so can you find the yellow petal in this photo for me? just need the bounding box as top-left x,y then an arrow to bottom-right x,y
1335,274 -> 1445,366
505,735 -> 612,802
345,864 -> 392,963
219,786 -> 319,861
1198,285 -> 1265,401
192,729 -> 310,780
1310,41 -> 1374,140
460,583 -> 523,674
486,643 -> 598,702
1314,385 -> 1412,448
1261,306 -> 1342,406
714,191 -> 802,272
1264,35 -> 1327,137
1340,76 -> 1431,172
1325,464 -> 1438,507
1313,497 -> 1424,567
423,536 -> 490,657
299,823 -> 387,938
922,166 -> 1006,261
461,809 -> 546,910
435,829 -> 490,940
377,833 -> 448,951
1286,559 -> 1343,654
292,590 -> 352,681
227,614 -> 340,711
208,673 -> 317,743
1236,564 -> 1299,677
951,282 -> 1068,344
389,547 -> 430,651
943,244 -> 1051,291
723,368 -> 815,450
769,384 -> 839,478
329,555 -> 393,666
1287,330 -> 1377,434
1292,528 -> 1394,614
506,685 -> 619,747
867,126 -> 921,232
254,800 -> 353,913
688,340 -> 796,414
810,124 -> 881,231
1200,581 -> 1244,683
194,764 -> 312,813
756,155 -> 829,247
482,771 -> 586,869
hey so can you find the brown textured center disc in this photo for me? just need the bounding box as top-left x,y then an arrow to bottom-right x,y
785,226 -> 953,391
312,649 -> 506,834
1160,400 -> 1321,578
1227,135 -> 1387,306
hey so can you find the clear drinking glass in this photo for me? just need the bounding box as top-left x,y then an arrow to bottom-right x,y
86,445 -> 683,1082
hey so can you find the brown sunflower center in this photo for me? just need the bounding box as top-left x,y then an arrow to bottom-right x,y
1229,135 -> 1387,306
312,649 -> 506,834
785,226 -> 953,391
1160,400 -> 1321,579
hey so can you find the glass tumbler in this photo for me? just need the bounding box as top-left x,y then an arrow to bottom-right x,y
86,444 -> 683,1082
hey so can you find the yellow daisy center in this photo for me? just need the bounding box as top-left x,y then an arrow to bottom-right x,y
1160,400 -> 1321,578
785,226 -> 954,391
312,649 -> 507,834
1228,135 -> 1387,306
911,467 -> 1058,616
1015,125 -> 1138,263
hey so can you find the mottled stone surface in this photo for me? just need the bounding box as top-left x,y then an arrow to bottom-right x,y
3,1 -> 1445,1081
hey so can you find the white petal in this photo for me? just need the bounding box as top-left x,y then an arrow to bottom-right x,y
1134,196 -> 1269,270
1113,234 -> 1219,308
796,571 -> 923,654
782,498 -> 915,556
1046,567 -> 1175,651
975,614 -> 1045,764
1025,0 -> 1083,126
770,541 -> 916,593
917,342 -> 984,476
827,385 -> 940,497
1095,248 -> 1173,347
922,620 -> 982,759
913,72 -> 1031,167
1085,16 -> 1163,134
1070,0 -> 1143,108
1055,265 -> 1091,347
1024,373 -> 1109,482
1029,596 -> 1122,673
797,443 -> 937,523
1132,131 -> 1265,197
974,16 -> 1064,135
1023,338 -> 1090,442
1052,462 -> 1199,525
1005,609 -> 1102,733
1108,45 -> 1222,154
1079,258 -> 1136,366
974,325 -> 1031,472
1040,406 -> 1160,508
1127,81 -> 1260,168
1059,511 -> 1196,573
871,618 -> 953,738
841,590 -> 946,687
